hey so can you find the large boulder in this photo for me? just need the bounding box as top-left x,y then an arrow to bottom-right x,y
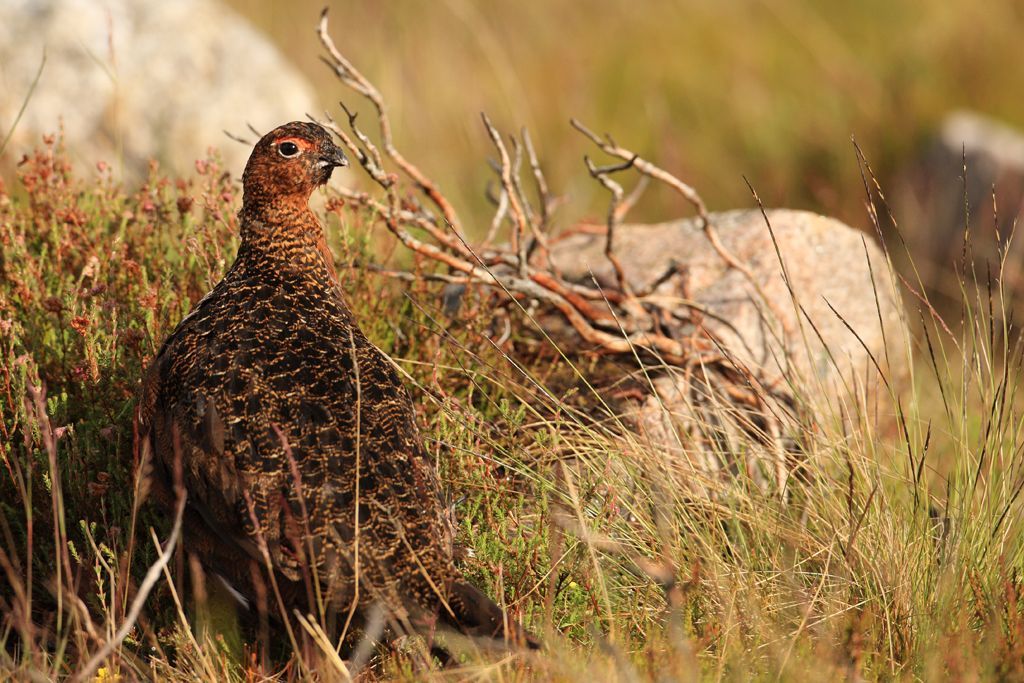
0,0 -> 317,178
549,209 -> 909,491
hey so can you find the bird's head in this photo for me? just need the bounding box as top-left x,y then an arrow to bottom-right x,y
242,121 -> 348,207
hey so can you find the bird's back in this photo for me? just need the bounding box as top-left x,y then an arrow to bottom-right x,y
142,245 -> 457,624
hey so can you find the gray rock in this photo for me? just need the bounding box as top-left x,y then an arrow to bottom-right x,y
0,0 -> 317,178
940,111 -> 1024,174
549,209 -> 909,491
898,110 -> 1024,316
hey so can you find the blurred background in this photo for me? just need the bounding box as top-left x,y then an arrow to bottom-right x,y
5,0 -> 1024,311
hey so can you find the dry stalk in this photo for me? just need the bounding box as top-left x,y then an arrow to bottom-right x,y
72,441 -> 186,683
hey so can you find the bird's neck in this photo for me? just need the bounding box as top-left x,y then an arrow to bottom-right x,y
240,191 -> 310,227
238,198 -> 339,284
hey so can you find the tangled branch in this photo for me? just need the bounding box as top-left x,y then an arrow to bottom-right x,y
314,8 -> 785,375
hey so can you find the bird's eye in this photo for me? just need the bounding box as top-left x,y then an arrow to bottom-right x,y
278,141 -> 300,158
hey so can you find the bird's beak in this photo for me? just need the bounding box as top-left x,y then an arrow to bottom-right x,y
319,143 -> 349,169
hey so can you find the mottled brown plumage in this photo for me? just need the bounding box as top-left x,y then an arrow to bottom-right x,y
138,121 -> 534,648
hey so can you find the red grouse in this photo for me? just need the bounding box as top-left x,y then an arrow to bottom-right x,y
138,121 -> 533,649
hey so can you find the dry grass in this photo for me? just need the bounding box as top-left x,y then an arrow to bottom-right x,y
2,118 -> 1024,682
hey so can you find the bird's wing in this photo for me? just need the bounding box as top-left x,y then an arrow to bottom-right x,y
142,272 -> 457,612
140,282 -> 271,571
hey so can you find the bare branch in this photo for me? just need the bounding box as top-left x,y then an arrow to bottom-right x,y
316,111 -> 390,188
222,129 -> 251,146
523,128 -> 555,229
337,100 -> 387,183
616,175 -> 650,222
363,264 -> 474,285
318,8 -> 465,239
331,186 -> 473,259
572,117 -> 791,332
315,10 -> 783,385
510,136 -> 534,228
484,183 -> 510,247
571,118 -> 707,218
584,153 -> 637,296
481,113 -> 531,276
512,135 -> 553,265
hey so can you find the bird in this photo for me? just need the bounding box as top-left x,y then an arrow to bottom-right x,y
137,121 -> 535,652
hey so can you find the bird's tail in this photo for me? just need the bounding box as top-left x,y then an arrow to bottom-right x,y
442,579 -> 540,650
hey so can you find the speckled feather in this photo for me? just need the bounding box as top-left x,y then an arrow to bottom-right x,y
139,122 -> 532,645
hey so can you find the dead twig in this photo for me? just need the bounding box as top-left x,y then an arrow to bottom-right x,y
318,8 -> 465,241
522,128 -> 555,231
484,181 -> 510,247
584,153 -> 638,296
482,113 -> 531,276
569,118 -> 783,322
616,175 -> 650,222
